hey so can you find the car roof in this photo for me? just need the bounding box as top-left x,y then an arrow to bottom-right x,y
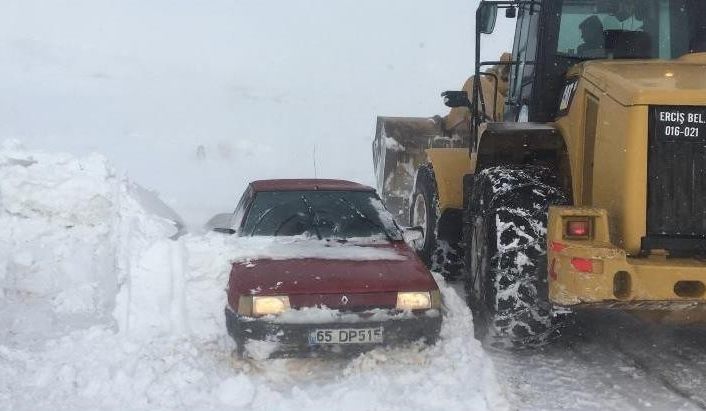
250,179 -> 375,192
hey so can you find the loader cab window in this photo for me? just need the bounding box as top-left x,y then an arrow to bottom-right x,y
502,0 -> 706,123
507,2 -> 540,121
556,0 -> 706,60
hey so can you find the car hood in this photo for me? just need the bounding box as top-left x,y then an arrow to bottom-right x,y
229,241 -> 437,296
582,53 -> 706,106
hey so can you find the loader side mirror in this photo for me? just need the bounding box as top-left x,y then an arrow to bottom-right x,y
505,6 -> 517,19
478,3 -> 497,34
442,90 -> 471,108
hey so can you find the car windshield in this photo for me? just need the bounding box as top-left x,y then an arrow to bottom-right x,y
557,0 -> 706,60
241,190 -> 401,240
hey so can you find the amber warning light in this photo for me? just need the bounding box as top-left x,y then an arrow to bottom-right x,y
565,219 -> 591,240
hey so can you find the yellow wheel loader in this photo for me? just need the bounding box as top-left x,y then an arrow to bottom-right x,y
373,0 -> 706,348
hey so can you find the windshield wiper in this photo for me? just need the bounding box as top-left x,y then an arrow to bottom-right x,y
300,195 -> 323,240
248,205 -> 280,236
248,200 -> 321,238
337,197 -> 393,241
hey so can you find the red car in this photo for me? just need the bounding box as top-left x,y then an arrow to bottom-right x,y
219,179 -> 443,357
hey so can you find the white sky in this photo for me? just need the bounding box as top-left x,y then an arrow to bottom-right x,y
0,0 -> 515,226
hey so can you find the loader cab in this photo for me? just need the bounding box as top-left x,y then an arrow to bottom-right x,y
474,0 -> 706,131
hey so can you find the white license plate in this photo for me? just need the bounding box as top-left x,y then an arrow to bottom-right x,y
308,327 -> 383,345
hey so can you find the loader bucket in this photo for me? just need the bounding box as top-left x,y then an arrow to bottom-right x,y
372,116 -> 465,225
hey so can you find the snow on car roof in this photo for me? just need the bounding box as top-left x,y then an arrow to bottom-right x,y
250,179 -> 375,192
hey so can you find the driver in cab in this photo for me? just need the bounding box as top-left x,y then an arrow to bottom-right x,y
577,15 -> 605,58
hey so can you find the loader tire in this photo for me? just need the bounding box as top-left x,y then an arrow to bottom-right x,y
464,165 -> 573,349
410,164 -> 463,280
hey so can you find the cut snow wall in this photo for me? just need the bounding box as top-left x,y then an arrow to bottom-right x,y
0,141 -> 188,341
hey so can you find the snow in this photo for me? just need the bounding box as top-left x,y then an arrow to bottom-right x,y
0,144 -> 500,410
489,310 -> 706,410
219,236 -> 408,263
217,375 -> 256,407
0,141 -> 179,344
384,136 -> 405,152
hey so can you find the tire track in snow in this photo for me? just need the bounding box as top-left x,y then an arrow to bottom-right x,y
480,307 -> 706,411
565,322 -> 701,411
579,311 -> 706,410
610,345 -> 706,411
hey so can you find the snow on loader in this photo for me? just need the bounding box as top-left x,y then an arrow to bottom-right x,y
373,0 -> 706,348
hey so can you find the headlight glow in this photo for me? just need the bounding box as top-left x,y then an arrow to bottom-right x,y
396,291 -> 431,310
252,295 -> 291,316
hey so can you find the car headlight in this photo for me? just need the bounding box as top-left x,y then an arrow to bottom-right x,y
396,291 -> 431,310
252,295 -> 291,316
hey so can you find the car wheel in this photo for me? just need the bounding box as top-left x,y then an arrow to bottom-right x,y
225,307 -> 247,358
234,338 -> 246,359
410,164 -> 463,280
465,165 -> 573,349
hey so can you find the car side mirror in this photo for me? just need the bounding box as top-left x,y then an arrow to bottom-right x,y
205,212 -> 236,235
442,90 -> 471,108
402,226 -> 424,245
478,3 -> 498,34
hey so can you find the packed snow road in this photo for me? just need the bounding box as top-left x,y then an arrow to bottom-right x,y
486,305 -> 706,411
2,144 -> 706,411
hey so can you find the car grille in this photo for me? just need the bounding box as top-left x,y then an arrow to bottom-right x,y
289,292 -> 397,312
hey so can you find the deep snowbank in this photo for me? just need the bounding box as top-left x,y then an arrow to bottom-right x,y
0,141 -> 230,340
0,140 -> 181,343
0,143 -> 504,410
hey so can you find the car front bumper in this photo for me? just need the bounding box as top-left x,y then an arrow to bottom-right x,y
225,307 -> 442,357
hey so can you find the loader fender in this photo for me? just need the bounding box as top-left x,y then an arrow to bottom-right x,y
423,148 -> 473,243
424,148 -> 473,213
475,122 -> 572,197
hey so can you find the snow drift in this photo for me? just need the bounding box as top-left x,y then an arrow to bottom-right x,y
0,141 -> 233,339
0,140 -> 182,342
